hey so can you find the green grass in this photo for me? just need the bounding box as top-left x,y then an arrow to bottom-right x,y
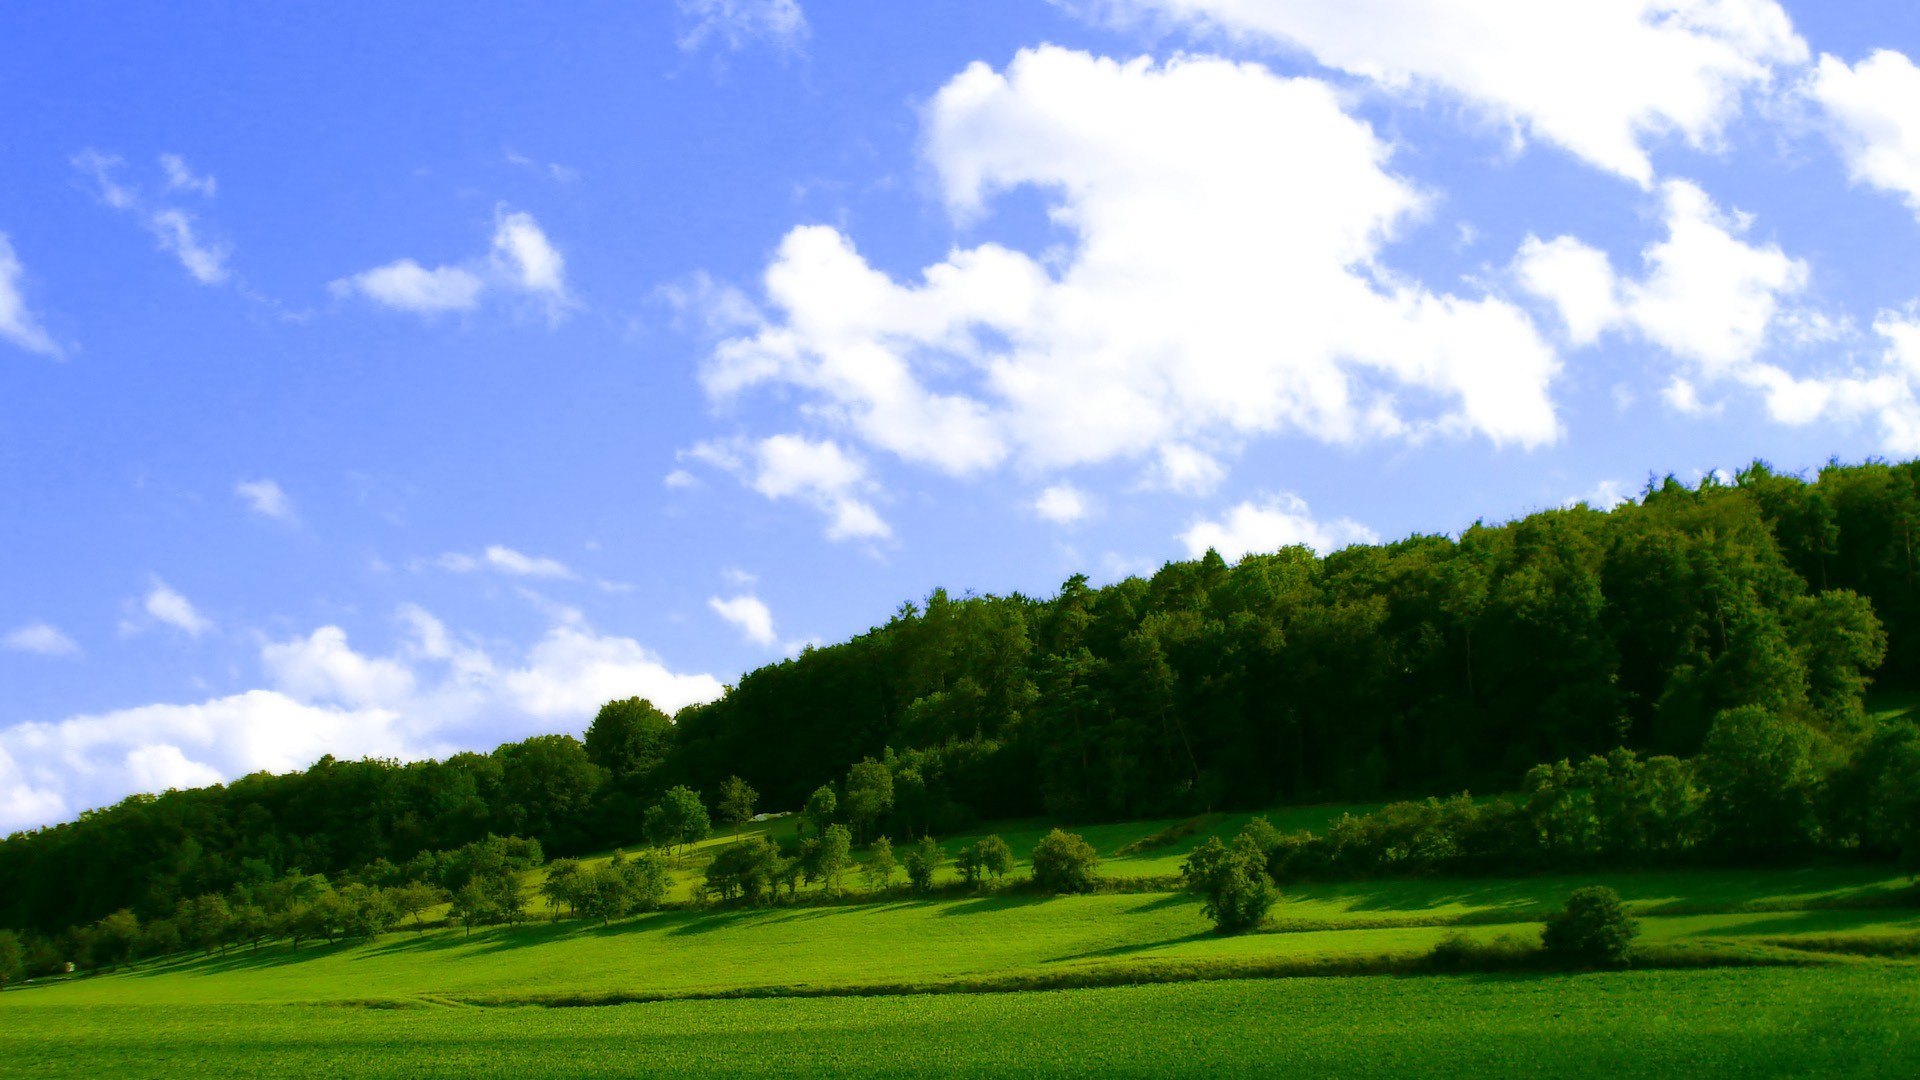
4,968 -> 1917,1078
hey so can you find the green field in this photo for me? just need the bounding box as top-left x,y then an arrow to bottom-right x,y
4,839 -> 1915,1076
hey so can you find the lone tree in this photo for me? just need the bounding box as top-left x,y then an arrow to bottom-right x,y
1542,886 -> 1638,967
817,824 -> 853,894
646,786 -> 712,855
862,836 -> 898,891
717,776 -> 759,834
1181,834 -> 1277,934
1030,829 -> 1100,894
903,835 -> 945,892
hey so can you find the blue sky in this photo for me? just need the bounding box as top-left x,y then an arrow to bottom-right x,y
6,0 -> 1920,830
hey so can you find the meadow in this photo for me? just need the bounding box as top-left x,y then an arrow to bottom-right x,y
3,806 -> 1914,1078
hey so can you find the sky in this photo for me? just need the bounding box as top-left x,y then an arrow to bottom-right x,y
5,0 -> 1920,831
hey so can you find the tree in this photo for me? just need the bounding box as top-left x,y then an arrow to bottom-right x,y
584,697 -> 674,784
541,858 -> 583,919
647,787 -> 712,856
1030,829 -> 1100,894
1542,886 -> 1638,966
803,785 -> 838,838
903,835 -> 944,892
93,910 -> 141,969
178,893 -> 232,956
577,866 -> 631,925
450,884 -> 495,937
705,837 -> 782,905
717,775 -> 759,833
618,850 -> 673,913
391,882 -> 443,932
0,929 -> 22,987
957,835 -> 1014,885
1180,834 -> 1276,934
816,824 -> 852,894
1698,706 -> 1820,856
844,758 -> 894,841
862,836 -> 898,891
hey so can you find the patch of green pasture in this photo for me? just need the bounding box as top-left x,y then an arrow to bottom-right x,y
4,967 -> 1917,1078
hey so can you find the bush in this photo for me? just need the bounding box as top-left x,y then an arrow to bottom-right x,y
956,835 -> 1014,885
902,835 -> 944,893
1181,832 -> 1277,934
1030,829 -> 1100,894
1541,886 -> 1638,967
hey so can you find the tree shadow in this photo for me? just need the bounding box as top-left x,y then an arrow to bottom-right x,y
1046,931 -> 1213,963
1124,893 -> 1193,914
937,894 -> 1056,916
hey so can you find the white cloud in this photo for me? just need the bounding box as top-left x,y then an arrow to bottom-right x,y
664,469 -> 700,489
235,478 -> 296,522
1180,494 -> 1378,561
0,607 -> 726,832
140,580 -> 212,638
74,151 -> 231,284
158,153 -> 217,197
709,594 -> 778,646
3,622 -> 80,657
1517,179 -> 1807,376
0,233 -> 60,357
334,260 -> 485,313
692,434 -> 892,541
1141,443 -> 1226,496
332,206 -> 571,320
1806,49 -> 1920,219
701,48 -> 1562,514
1069,0 -> 1806,185
435,545 -> 577,580
678,0 -> 808,52
1567,479 -> 1634,510
1034,484 -> 1092,524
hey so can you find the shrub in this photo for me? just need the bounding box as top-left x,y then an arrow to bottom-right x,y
957,835 -> 1014,885
1030,829 -> 1100,894
902,835 -> 944,892
1181,833 -> 1277,934
1541,886 -> 1638,967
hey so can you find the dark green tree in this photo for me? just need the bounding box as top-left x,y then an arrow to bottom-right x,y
584,697 -> 675,784
716,775 -> 759,833
1541,886 -> 1638,966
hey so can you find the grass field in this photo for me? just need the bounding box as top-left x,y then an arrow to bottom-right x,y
5,968 -> 1916,1078
4,811 -> 1915,1075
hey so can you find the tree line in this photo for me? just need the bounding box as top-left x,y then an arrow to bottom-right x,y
5,459 -> 1920,938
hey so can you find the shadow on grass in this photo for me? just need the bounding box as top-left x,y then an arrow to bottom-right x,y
938,894 -> 1057,916
1047,931 -> 1215,963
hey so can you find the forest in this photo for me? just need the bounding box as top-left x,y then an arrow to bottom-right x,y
4,458 -> 1920,941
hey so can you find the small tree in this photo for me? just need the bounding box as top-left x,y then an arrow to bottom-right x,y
1030,829 -> 1100,894
957,835 -> 1014,886
1542,886 -> 1638,967
0,929 -> 22,988
577,866 -> 632,925
903,835 -> 945,892
391,881 -> 443,932
717,775 -> 759,833
844,758 -> 894,841
804,785 -> 839,838
817,824 -> 853,894
541,858 -> 583,919
620,850 -> 673,912
648,786 -> 712,856
862,836 -> 897,891
1181,834 -> 1276,934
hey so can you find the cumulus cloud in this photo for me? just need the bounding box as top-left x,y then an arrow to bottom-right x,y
1067,0 -> 1806,185
73,151 -> 231,285
235,478 -> 296,522
1806,49 -> 1920,219
332,207 -> 572,320
3,622 -> 80,657
709,594 -> 778,646
0,607 -> 725,832
1034,484 -> 1092,524
0,234 -> 61,357
699,49 -> 1561,520
678,0 -> 808,52
135,580 -> 212,638
1180,494 -> 1378,561
690,434 -> 891,541
434,545 -> 577,580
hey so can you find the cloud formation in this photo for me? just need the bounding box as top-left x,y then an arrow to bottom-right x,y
332,207 -> 572,320
73,151 -> 231,285
1806,49 -> 1920,219
701,48 -> 1562,520
235,478 -> 296,522
3,622 -> 80,657
137,580 -> 213,638
689,434 -> 891,541
677,0 -> 808,52
1180,494 -> 1379,561
434,545 -> 577,580
1068,0 -> 1806,184
0,234 -> 60,357
0,607 -> 724,832
709,594 -> 778,646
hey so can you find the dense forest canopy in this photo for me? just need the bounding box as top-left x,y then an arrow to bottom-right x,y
6,458 -> 1920,934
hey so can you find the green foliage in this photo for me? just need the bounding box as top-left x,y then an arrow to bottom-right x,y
1030,829 -> 1100,894
1541,886 -> 1639,967
716,776 -> 758,831
957,835 -> 1015,885
902,835 -> 944,892
0,928 -> 21,987
816,825 -> 852,894
843,758 -> 893,839
584,697 -> 674,784
646,787 -> 712,854
803,785 -> 838,837
704,837 -> 782,905
1180,830 -> 1278,934
862,836 -> 897,890
1699,706 -> 1820,855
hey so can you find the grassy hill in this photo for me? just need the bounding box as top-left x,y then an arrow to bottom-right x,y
4,800 -> 1915,1076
